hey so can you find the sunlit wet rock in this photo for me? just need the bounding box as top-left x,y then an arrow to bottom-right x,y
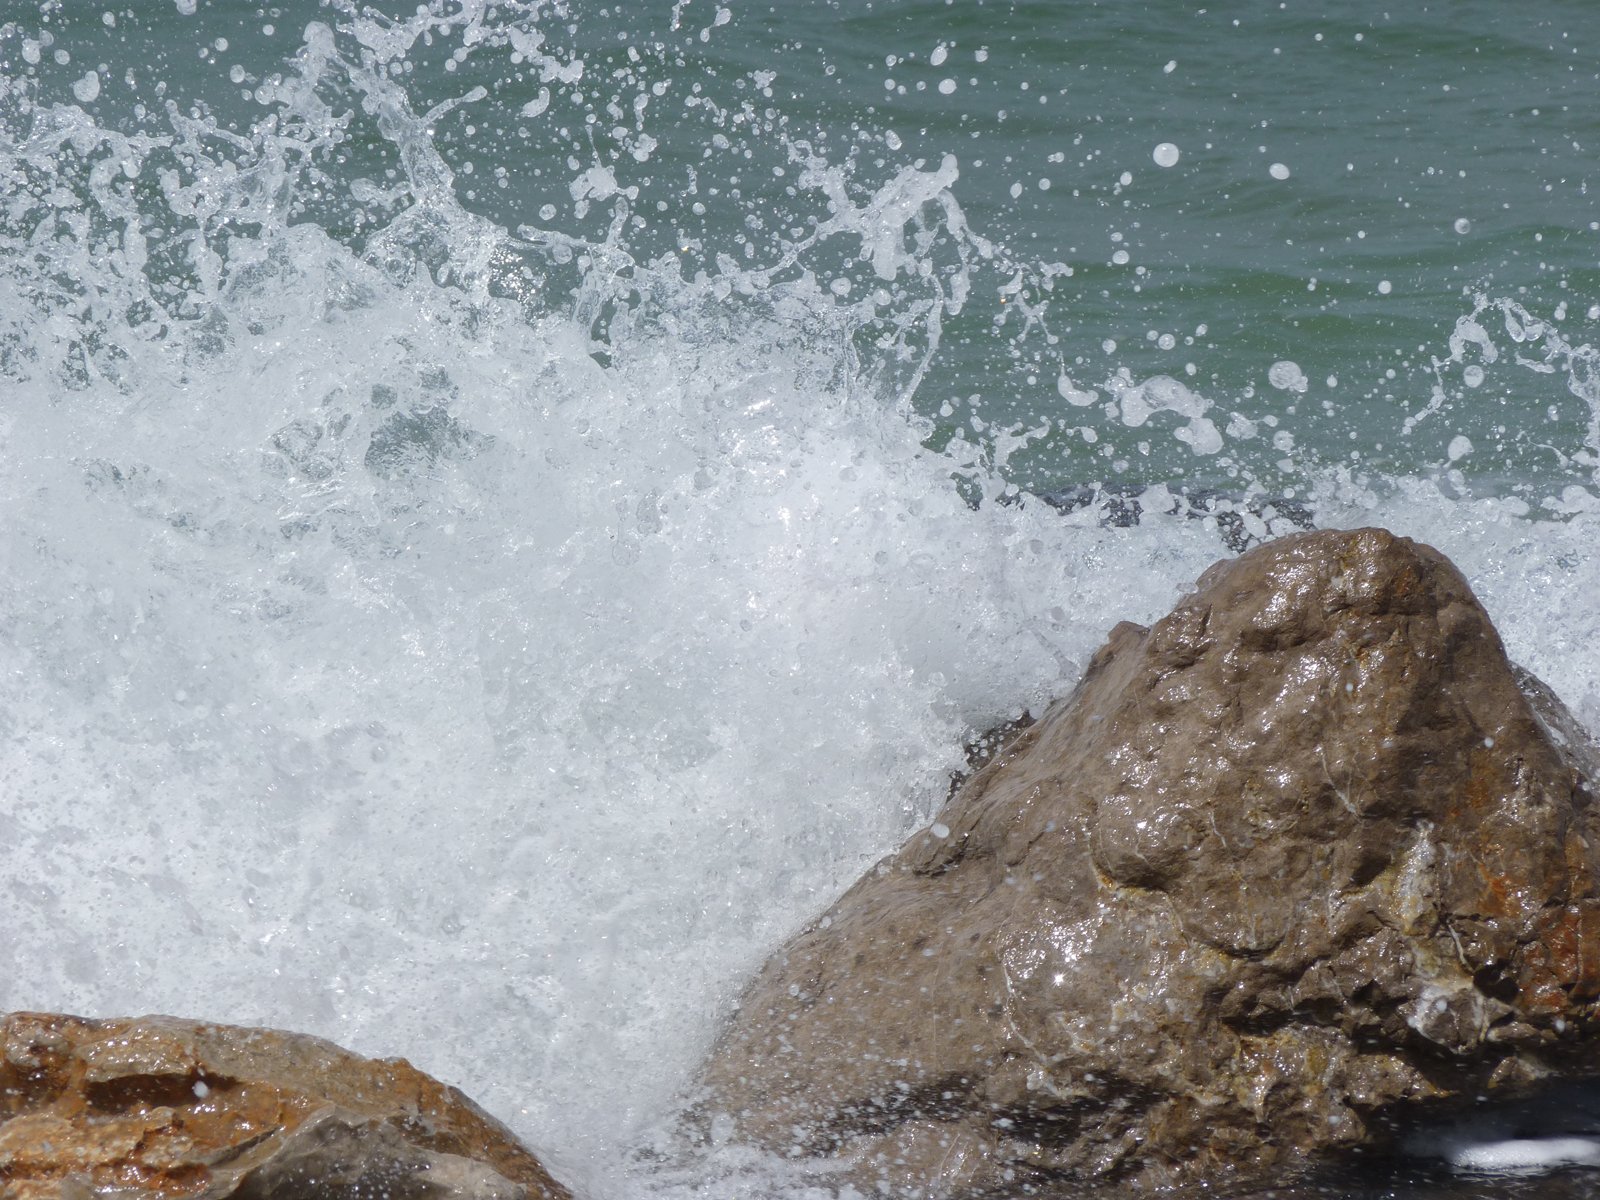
700,527 -> 1600,1195
0,1012 -> 570,1200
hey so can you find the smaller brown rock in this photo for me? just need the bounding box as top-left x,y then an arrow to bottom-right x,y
0,1012 -> 571,1200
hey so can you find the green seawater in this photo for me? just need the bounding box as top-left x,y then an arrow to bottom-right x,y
11,1 -> 1599,501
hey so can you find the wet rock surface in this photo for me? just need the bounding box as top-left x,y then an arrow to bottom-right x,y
700,527 -> 1600,1196
0,1012 -> 570,1200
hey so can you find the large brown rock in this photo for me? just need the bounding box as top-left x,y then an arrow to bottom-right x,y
0,1012 -> 570,1200
700,527 -> 1600,1195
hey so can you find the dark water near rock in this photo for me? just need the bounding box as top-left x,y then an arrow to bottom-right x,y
2,3 -> 1599,1198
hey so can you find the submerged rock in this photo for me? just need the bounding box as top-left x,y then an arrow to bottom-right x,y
1033,480 -> 1316,551
700,527 -> 1600,1195
0,1012 -> 570,1200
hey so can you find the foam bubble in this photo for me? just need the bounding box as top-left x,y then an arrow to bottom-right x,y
1268,360 -> 1308,393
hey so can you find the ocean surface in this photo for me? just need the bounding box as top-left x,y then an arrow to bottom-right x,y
2,2 -> 1599,1196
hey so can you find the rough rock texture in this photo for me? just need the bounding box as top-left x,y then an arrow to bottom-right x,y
701,528 -> 1600,1196
0,1012 -> 570,1200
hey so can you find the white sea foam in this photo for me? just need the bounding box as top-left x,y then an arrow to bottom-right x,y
1451,1137 -> 1600,1174
0,250 -> 1223,1190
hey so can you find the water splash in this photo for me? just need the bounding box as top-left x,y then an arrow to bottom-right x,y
1424,294 -> 1600,483
0,5 -> 1216,1187
2,6 -> 1599,1198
